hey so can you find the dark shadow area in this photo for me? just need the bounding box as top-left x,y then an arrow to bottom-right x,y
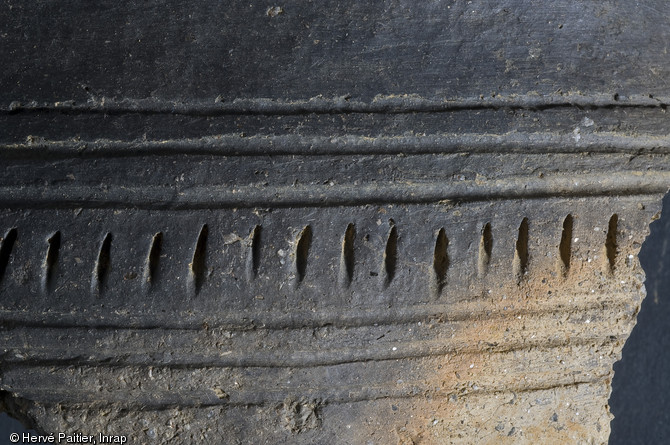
610,191 -> 670,444
0,412 -> 33,445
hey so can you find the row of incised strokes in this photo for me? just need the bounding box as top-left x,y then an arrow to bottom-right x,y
0,214 -> 620,297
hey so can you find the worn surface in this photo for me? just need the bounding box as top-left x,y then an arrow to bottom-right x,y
1,1 -> 670,444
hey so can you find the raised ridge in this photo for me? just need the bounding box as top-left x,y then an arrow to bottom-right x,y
4,93 -> 670,116
5,133 -> 670,158
0,172 -> 667,210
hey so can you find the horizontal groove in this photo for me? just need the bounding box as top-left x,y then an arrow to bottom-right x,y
0,294 -> 634,331
3,371 -> 609,409
2,386 -> 429,409
0,172 -> 667,210
3,93 -> 669,116
1,332 -> 625,369
4,132 -> 670,159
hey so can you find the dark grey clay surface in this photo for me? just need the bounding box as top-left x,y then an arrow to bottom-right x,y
2,1 -> 670,443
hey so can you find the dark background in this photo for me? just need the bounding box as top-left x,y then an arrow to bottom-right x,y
0,192 -> 668,443
609,191 -> 670,444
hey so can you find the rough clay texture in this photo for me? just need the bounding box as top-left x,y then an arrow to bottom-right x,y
1,1 -> 670,444
0,168 -> 665,445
